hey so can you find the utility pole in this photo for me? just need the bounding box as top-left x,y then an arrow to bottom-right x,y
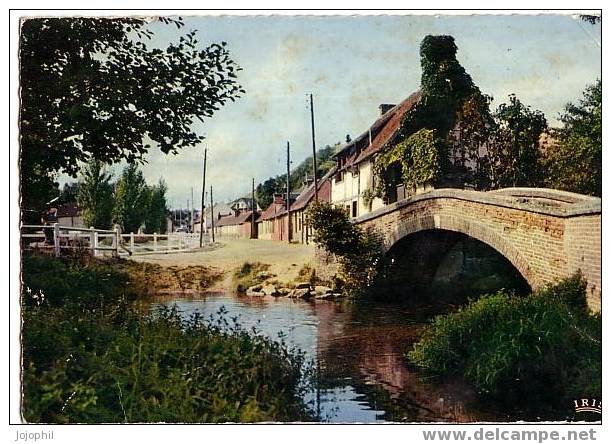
190,187 -> 194,233
210,186 -> 215,243
251,177 -> 256,239
309,93 -> 319,202
286,141 -> 292,243
199,148 -> 207,247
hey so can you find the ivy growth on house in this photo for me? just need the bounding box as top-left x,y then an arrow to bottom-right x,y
373,129 -> 446,198
372,35 -> 494,199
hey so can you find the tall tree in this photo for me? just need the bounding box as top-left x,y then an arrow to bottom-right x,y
144,179 -> 169,234
19,17 -> 244,214
58,182 -> 80,205
113,164 -> 148,233
77,160 -> 114,229
544,80 -> 601,196
488,95 -> 547,188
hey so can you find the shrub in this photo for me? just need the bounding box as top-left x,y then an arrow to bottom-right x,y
295,264 -> 321,286
21,254 -> 138,309
408,274 -> 601,416
21,255 -> 312,423
306,201 -> 384,294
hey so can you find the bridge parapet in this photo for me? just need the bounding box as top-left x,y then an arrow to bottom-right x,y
354,188 -> 601,311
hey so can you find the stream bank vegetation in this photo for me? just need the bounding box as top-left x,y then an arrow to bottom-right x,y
407,273 -> 601,419
232,261 -> 273,293
306,201 -> 384,296
21,254 -> 314,423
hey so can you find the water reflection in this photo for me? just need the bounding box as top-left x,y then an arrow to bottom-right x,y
149,291 -> 488,423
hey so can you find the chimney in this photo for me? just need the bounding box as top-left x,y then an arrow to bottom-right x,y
273,193 -> 285,205
379,104 -> 396,115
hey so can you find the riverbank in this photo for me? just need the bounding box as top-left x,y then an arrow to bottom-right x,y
130,238 -> 316,292
408,274 -> 602,421
20,253 -> 314,423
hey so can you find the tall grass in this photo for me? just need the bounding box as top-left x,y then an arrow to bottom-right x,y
21,254 -> 312,423
232,262 -> 271,292
407,274 -> 601,417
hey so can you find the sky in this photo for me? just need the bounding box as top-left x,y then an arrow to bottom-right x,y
74,13 -> 602,207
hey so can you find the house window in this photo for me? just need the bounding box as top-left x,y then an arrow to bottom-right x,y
335,171 -> 344,183
352,201 -> 357,218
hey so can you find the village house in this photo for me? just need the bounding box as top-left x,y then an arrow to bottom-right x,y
194,198 -> 260,239
215,208 -> 258,239
331,92 -> 424,219
255,193 -> 298,242
56,202 -> 84,228
256,170 -> 334,243
193,202 -> 232,234
332,87 -> 559,221
287,170 -> 334,243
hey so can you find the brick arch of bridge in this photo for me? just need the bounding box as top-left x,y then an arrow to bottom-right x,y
351,188 -> 601,311
384,214 -> 536,289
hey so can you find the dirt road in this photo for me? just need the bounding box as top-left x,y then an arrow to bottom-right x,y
131,238 -> 316,288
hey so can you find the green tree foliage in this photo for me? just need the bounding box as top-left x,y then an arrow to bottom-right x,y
306,202 -> 383,293
488,94 -> 547,188
417,35 -> 480,135
408,274 -> 600,417
373,36 -> 554,195
19,17 -> 243,214
256,177 -> 283,210
374,129 -> 446,197
77,160 -> 114,229
58,183 -> 80,206
113,164 -> 148,233
544,80 -> 601,196
144,179 -> 168,234
580,15 -> 601,25
452,94 -> 496,189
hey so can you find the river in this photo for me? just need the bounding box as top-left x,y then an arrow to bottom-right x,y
150,291 -> 499,423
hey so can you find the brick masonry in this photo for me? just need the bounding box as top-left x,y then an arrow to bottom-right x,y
324,188 -> 601,311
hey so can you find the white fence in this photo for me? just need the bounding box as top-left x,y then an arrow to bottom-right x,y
21,224 -> 209,257
119,232 -> 207,256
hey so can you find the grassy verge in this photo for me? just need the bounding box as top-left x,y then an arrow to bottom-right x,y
407,274 -> 601,418
21,254 -> 313,423
232,262 -> 332,295
232,262 -> 272,292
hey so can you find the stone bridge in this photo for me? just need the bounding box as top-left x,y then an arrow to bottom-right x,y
352,188 -> 601,311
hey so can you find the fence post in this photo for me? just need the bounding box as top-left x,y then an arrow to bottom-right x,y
114,227 -> 120,257
89,227 -> 95,256
53,223 -> 60,257
130,232 -> 134,249
153,233 -> 158,251
93,229 -> 99,257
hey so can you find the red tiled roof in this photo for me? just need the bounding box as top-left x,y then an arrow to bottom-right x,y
256,202 -> 285,222
255,169 -> 335,222
290,168 -> 335,212
335,90 -> 422,169
216,210 -> 256,227
354,91 -> 421,164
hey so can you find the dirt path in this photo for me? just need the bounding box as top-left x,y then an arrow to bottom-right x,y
131,238 -> 316,291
